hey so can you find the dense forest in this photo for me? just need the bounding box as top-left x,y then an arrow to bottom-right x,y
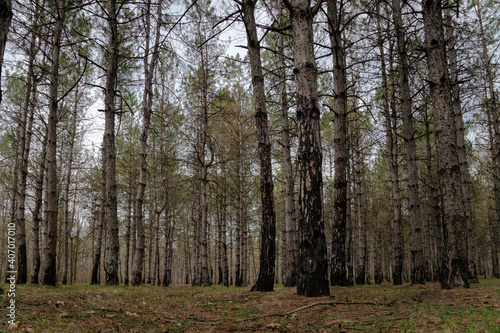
0,0 -> 499,300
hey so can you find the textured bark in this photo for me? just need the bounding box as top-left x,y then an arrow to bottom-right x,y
42,0 -> 66,286
0,0 -> 12,103
91,152 -> 105,285
61,82 -> 79,285
275,4 -> 297,288
16,28 -> 39,284
486,109 -> 500,278
392,0 -> 425,285
103,0 -> 120,286
326,0 -> 348,287
475,0 -> 500,279
286,0 -> 330,297
221,173 -> 229,287
422,0 -> 469,289
234,121 -> 243,287
132,0 -> 163,286
444,8 -> 477,283
241,0 -> 277,293
377,11 -> 403,285
124,173 -> 132,286
31,133 -> 47,284
423,106 -> 442,281
345,152 -> 354,286
353,120 -> 365,286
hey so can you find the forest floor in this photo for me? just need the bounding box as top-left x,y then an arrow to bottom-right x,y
1,279 -> 499,332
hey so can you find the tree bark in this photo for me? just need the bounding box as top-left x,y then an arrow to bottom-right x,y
242,0 -> 277,293
31,133 -> 47,284
422,0 -> 469,289
103,0 -> 120,286
132,0 -> 163,286
16,32 -> 39,284
61,80 -> 79,285
285,0 -> 330,297
392,0 -> 425,285
42,0 -> 66,286
0,0 -> 12,103
91,151 -> 106,285
474,0 -> 500,279
326,0 -> 349,287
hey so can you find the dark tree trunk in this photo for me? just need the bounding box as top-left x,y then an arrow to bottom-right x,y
16,50 -> 38,285
61,81 -> 79,285
0,0 -> 12,103
326,0 -> 349,287
31,133 -> 47,284
42,0 -> 66,286
240,0 -> 277,293
422,0 -> 469,289
285,0 -> 330,297
132,0 -> 163,286
103,0 -> 120,286
392,0 -> 425,285
91,152 -> 106,285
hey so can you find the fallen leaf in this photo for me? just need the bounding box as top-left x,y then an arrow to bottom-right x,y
267,323 -> 280,329
126,311 -> 140,318
8,322 -> 22,331
58,312 -> 69,318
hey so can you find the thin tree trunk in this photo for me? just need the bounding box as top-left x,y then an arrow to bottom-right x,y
43,0 -> 66,286
16,73 -> 37,285
61,80 -> 79,285
475,0 -> 500,279
275,3 -> 297,288
326,0 -> 349,287
91,151 -> 105,285
422,0 -> 469,289
132,0 -> 163,286
0,0 -> 12,103
392,0 -> 425,285
377,11 -> 403,285
31,133 -> 47,284
345,148 -> 353,286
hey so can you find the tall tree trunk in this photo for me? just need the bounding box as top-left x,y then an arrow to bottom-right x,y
443,7 -> 477,283
91,152 -> 105,285
326,0 -> 349,287
475,0 -> 500,279
103,0 -> 120,286
422,0 -> 469,289
16,56 -> 38,285
486,109 -> 500,278
132,0 -> 163,286
221,169 -> 229,287
285,0 -> 330,297
392,0 -> 425,285
345,148 -> 354,286
124,174 -> 132,285
235,121 -> 243,287
61,82 -> 79,285
377,11 -> 403,285
353,119 -> 365,286
240,1 -> 278,291
276,3 -> 297,288
0,0 -> 12,103
31,133 -> 47,284
43,0 -> 66,286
